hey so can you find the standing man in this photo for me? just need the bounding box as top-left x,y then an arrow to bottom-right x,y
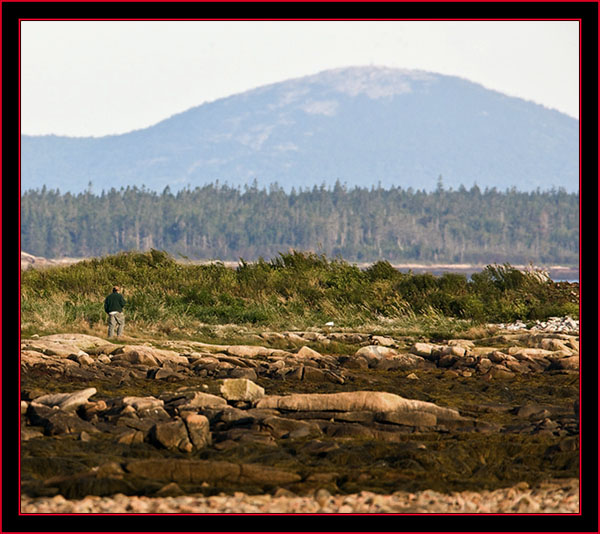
104,285 -> 126,338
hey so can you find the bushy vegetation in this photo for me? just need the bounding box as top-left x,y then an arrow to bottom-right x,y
21,182 -> 578,265
20,250 -> 579,338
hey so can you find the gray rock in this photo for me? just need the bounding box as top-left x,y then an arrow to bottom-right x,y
21,427 -> 44,441
116,429 -> 145,445
409,343 -> 441,359
371,335 -> 396,347
122,396 -> 164,411
296,346 -> 322,359
183,413 -> 212,449
28,404 -> 99,436
150,419 -> 193,452
168,391 -> 227,411
34,387 -> 97,411
355,345 -> 398,367
220,378 -> 265,402
228,367 -> 258,381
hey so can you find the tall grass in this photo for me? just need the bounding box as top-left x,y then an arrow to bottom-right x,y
20,250 -> 579,338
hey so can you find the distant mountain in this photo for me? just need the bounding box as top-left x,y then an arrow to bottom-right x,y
21,66 -> 579,194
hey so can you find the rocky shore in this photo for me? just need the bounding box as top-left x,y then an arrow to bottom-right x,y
20,321 -> 579,513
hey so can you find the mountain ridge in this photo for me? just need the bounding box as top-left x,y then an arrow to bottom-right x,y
21,66 -> 579,194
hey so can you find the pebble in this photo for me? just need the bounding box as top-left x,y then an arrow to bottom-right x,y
20,479 -> 579,514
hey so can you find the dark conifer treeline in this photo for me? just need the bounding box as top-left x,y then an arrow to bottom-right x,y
21,182 -> 578,265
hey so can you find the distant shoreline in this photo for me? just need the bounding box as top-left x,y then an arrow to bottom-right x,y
371,263 -> 579,282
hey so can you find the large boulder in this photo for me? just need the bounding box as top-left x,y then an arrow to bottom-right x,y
186,342 -> 230,353
256,391 -> 461,420
122,396 -> 164,411
351,346 -> 429,370
226,345 -> 270,358
548,355 -> 579,371
409,342 -> 442,359
219,379 -> 265,402
150,419 -> 193,452
27,403 -> 98,435
111,345 -> 189,367
183,413 -> 212,449
507,347 -> 554,359
354,346 -> 401,369
441,345 -> 467,358
295,346 -> 323,359
34,387 -> 97,411
284,332 -> 308,344
111,346 -> 159,366
355,345 -> 398,362
21,350 -> 79,372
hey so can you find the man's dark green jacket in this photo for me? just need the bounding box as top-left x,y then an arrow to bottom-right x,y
104,292 -> 126,313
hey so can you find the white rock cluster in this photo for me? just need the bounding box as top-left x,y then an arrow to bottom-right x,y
493,316 -> 579,333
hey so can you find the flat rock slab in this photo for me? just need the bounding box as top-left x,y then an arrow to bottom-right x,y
21,340 -> 87,358
256,391 -> 461,421
34,387 -> 97,411
38,333 -> 110,350
226,345 -> 272,358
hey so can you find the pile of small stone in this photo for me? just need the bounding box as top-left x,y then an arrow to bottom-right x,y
20,478 -> 579,514
529,316 -> 579,333
492,316 -> 578,333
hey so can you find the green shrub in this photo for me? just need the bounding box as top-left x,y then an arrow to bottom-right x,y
20,252 -> 578,333
364,260 -> 403,282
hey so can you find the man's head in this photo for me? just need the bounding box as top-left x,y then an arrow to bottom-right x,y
113,286 -> 120,293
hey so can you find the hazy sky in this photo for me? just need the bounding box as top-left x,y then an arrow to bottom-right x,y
21,20 -> 579,137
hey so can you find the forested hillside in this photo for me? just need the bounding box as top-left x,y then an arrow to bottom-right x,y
21,182 -> 578,265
